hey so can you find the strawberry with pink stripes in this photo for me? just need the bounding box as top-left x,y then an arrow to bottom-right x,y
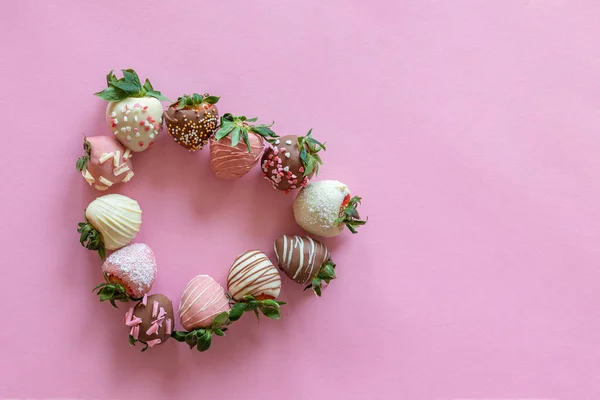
171,275 -> 231,352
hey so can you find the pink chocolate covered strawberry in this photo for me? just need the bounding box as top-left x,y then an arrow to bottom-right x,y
93,243 -> 157,307
76,136 -> 134,191
209,114 -> 278,179
226,250 -> 286,321
171,275 -> 231,352
261,129 -> 325,193
95,69 -> 168,152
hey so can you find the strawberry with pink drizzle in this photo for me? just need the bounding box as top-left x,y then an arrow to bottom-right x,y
171,275 -> 231,352
125,294 -> 174,351
95,69 -> 168,152
93,243 -> 157,307
76,136 -> 134,191
226,250 -> 286,321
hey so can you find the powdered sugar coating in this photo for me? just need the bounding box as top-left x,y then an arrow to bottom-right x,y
293,180 -> 350,237
101,243 -> 157,298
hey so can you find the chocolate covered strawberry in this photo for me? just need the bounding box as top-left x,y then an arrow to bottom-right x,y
125,294 -> 174,351
77,194 -> 142,259
93,243 -> 157,307
171,275 -> 231,352
95,69 -> 168,152
210,114 -> 278,179
261,129 -> 325,193
226,250 -> 286,321
293,180 -> 367,237
76,136 -> 134,191
274,235 -> 336,297
164,93 -> 220,151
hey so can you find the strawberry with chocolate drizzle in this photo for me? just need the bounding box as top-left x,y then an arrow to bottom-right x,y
171,275 -> 231,352
93,243 -> 157,307
125,294 -> 174,351
76,136 -> 134,191
261,129 -> 325,193
226,250 -> 286,321
95,69 -> 168,152
209,114 -> 279,179
293,180 -> 367,237
164,93 -> 220,151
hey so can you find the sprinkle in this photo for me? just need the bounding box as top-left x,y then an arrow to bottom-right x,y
114,131 -> 119,136
121,127 -> 127,132
299,166 -> 305,172
283,166 -> 290,172
269,161 -> 275,166
124,307 -> 134,324
139,141 -> 144,147
142,293 -> 148,306
134,116 -> 138,122
285,140 -> 292,145
139,122 -> 145,126
268,154 -> 273,159
285,152 -> 291,158
149,133 -> 155,139
113,151 -> 121,167
123,149 -> 131,160
126,126 -> 132,132
113,118 -> 118,124
123,116 -> 128,122
165,319 -> 172,335
111,112 -> 116,117
130,325 -> 139,340
113,164 -> 130,177
98,176 -> 113,187
291,174 -> 297,179
133,128 -> 139,133
147,339 -> 161,348
99,152 -> 114,164
126,316 -> 142,327
94,184 -> 108,191
135,132 -> 141,137
280,147 -> 286,152
126,135 -> 132,141
146,322 -> 160,336
158,307 -> 167,319
152,301 -> 159,318
275,139 -> 280,145
122,171 -> 134,182
82,169 -> 95,184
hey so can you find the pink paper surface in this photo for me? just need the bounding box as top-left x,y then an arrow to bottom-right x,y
1,1 -> 600,399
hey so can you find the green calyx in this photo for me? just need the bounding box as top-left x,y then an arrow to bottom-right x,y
215,113 -> 279,152
77,217 -> 106,260
94,69 -> 169,103
298,129 -> 326,177
228,295 -> 287,322
172,93 -> 220,110
75,138 -> 91,172
92,274 -> 137,309
171,311 -> 230,352
128,335 -> 151,352
335,196 -> 368,234
304,260 -> 337,297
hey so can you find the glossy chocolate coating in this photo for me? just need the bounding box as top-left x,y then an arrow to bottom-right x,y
164,104 -> 219,151
260,135 -> 312,191
132,294 -> 174,345
274,235 -> 330,284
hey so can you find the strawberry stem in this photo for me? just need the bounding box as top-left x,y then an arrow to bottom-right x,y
297,129 -> 325,176
334,196 -> 367,234
215,113 -> 279,152
77,218 -> 106,259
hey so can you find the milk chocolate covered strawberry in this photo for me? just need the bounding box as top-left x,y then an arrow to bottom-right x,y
226,250 -> 285,321
274,235 -> 336,297
171,275 -> 231,352
293,180 -> 367,237
164,93 -> 220,151
76,136 -> 134,191
77,194 -> 142,259
210,114 -> 278,179
93,243 -> 157,307
125,294 -> 174,351
95,69 -> 168,152
261,129 -> 325,193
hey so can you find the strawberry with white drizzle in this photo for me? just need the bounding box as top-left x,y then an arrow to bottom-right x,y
125,294 -> 174,351
226,250 -> 286,321
76,136 -> 134,191
93,243 -> 157,307
95,69 -> 168,152
293,180 -> 367,237
171,275 -> 231,352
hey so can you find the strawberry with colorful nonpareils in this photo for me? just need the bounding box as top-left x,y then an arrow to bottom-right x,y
209,114 -> 279,179
93,243 -> 157,307
260,129 -> 325,193
171,275 -> 231,352
77,194 -> 142,259
125,294 -> 174,351
76,136 -> 134,191
293,180 -> 367,237
164,93 -> 220,151
95,69 -> 168,152
226,250 -> 286,321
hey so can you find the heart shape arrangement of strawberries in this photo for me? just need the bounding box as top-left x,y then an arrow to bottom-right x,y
75,68 -> 368,352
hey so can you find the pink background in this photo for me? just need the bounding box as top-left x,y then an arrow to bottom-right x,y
1,1 -> 600,399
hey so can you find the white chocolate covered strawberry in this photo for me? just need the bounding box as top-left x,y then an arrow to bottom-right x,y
76,136 -> 134,191
95,69 -> 168,152
77,194 -> 142,259
293,180 -> 367,237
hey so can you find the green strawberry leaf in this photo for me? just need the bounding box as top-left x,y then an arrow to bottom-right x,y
334,196 -> 368,234
171,331 -> 187,342
231,126 -> 241,147
77,218 -> 106,260
95,69 -> 168,102
229,302 -> 247,321
212,311 -> 229,329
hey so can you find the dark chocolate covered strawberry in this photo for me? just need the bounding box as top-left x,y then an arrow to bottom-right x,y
164,93 -> 220,151
274,235 -> 336,297
260,129 -> 325,193
125,294 -> 174,351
